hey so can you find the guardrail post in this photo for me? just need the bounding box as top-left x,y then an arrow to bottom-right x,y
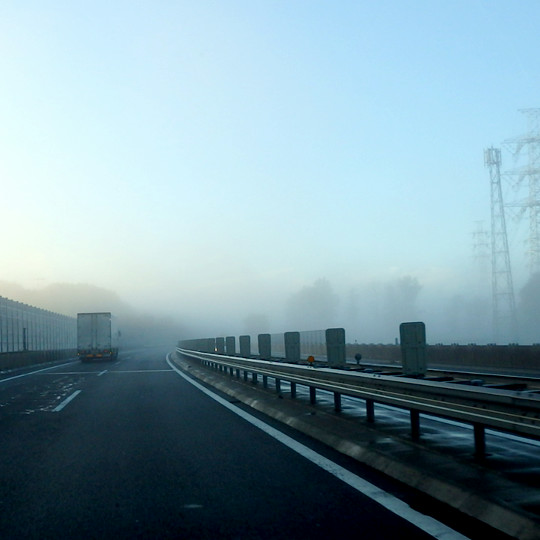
275,378 -> 281,393
285,332 -> 300,363
410,410 -> 420,440
366,399 -> 375,422
252,372 -> 258,383
309,386 -> 316,404
474,423 -> 486,459
258,334 -> 271,360
239,335 -> 251,358
326,328 -> 346,367
263,375 -> 268,388
243,370 -> 248,381
291,382 -> 297,398
334,392 -> 342,412
226,336 -> 236,356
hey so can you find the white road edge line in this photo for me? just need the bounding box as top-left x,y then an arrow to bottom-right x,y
52,390 -> 82,412
165,354 -> 468,540
0,360 -> 79,384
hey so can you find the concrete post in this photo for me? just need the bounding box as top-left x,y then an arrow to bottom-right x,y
284,331 -> 300,363
400,322 -> 427,376
225,336 -> 236,356
206,338 -> 216,353
258,334 -> 271,360
326,328 -> 346,367
239,335 -> 251,358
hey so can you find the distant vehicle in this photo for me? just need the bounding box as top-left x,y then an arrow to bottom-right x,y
77,312 -> 119,361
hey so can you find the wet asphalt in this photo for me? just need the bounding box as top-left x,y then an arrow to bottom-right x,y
0,347 -> 449,539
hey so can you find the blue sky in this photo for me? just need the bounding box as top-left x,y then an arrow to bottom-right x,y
1,1 -> 539,341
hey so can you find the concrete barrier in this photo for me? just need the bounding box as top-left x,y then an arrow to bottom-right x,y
0,349 -> 77,371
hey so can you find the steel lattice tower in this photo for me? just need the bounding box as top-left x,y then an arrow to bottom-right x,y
484,147 -> 517,343
472,220 -> 490,269
503,108 -> 540,274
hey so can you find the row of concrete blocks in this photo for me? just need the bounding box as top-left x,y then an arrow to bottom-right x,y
179,322 -> 428,375
179,328 -> 347,367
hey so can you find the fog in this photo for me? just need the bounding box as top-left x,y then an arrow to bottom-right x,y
1,3 -> 539,345
2,271 -> 538,347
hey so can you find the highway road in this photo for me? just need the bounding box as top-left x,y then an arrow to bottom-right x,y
0,348 -> 509,539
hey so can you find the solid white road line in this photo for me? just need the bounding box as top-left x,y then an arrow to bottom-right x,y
52,390 -> 82,412
0,361 -> 79,384
166,354 -> 468,540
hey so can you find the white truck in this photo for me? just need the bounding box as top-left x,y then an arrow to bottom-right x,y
77,312 -> 119,361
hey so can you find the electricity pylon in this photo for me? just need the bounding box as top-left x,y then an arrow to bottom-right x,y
484,147 -> 518,343
503,108 -> 540,274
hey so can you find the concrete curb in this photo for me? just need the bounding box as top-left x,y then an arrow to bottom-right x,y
172,353 -> 540,540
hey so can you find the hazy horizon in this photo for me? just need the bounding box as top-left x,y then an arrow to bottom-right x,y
1,274 -> 538,346
1,2 -> 539,345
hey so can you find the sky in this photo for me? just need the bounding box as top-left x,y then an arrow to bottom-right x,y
1,1 -> 539,343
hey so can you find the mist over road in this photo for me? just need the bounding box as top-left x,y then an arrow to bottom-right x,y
0,348 -> 475,539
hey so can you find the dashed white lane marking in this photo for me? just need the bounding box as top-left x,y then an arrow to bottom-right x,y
37,371 -> 99,375
166,354 -> 468,540
98,370 -> 108,376
108,369 -> 173,373
52,390 -> 82,412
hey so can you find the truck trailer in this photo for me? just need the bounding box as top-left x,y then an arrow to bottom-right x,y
77,312 -> 119,361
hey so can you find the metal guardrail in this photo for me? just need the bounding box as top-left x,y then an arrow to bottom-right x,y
177,347 -> 540,457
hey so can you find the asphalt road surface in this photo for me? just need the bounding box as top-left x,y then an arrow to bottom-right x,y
0,347 -> 500,539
